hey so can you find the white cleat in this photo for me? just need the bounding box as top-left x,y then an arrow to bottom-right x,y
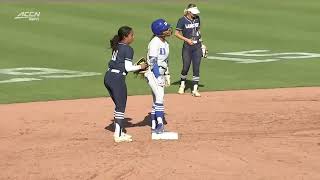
192,90 -> 201,97
122,133 -> 132,139
114,133 -> 133,143
178,85 -> 185,94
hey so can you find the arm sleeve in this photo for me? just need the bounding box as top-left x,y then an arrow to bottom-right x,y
125,60 -> 141,72
176,18 -> 184,31
124,47 -> 141,72
148,40 -> 160,78
149,56 -> 160,78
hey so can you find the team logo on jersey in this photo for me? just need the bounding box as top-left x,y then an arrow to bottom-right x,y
185,23 -> 199,29
14,11 -> 40,21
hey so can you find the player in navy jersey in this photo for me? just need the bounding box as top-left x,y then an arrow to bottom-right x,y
175,3 -> 203,97
104,26 -> 148,143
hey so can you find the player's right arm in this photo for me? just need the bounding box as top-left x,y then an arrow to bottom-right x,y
124,47 -> 146,72
148,40 -> 161,78
175,18 -> 194,45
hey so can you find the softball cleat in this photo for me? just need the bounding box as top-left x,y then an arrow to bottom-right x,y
192,90 -> 201,97
178,85 -> 185,94
151,128 -> 156,133
155,123 -> 165,134
122,133 -> 132,139
114,133 -> 133,143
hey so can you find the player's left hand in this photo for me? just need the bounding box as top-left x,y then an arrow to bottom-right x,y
165,75 -> 171,87
134,57 -> 149,78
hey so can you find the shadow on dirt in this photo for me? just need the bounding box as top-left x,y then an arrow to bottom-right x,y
171,79 -> 205,92
104,113 -> 167,133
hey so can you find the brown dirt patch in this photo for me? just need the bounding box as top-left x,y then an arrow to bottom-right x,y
1,87 -> 320,180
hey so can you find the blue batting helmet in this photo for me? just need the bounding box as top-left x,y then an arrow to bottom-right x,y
151,19 -> 171,36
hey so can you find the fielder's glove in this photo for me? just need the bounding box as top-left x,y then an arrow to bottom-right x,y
201,44 -> 208,58
134,57 -> 148,77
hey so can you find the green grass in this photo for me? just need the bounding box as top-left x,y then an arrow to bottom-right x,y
0,1 -> 320,104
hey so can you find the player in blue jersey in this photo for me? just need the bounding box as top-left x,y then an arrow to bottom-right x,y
104,26 -> 148,143
175,3 -> 204,97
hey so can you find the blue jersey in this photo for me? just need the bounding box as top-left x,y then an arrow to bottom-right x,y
108,43 -> 134,73
176,16 -> 201,44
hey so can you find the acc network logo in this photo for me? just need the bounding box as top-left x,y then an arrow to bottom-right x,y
14,11 -> 40,21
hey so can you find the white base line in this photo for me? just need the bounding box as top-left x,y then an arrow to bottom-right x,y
207,56 -> 279,63
0,78 -> 42,84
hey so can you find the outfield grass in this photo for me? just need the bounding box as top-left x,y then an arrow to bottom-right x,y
0,1 -> 320,104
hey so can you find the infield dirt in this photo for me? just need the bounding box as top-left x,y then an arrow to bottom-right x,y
1,87 -> 320,180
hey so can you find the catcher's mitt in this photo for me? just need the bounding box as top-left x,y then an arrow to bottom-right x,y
134,57 -> 148,78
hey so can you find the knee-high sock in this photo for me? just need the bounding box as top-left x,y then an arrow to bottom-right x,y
114,110 -> 125,137
155,103 -> 164,124
180,74 -> 187,84
192,76 -> 200,86
151,104 -> 156,129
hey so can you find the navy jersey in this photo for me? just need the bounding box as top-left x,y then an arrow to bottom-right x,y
108,43 -> 134,73
176,16 -> 201,43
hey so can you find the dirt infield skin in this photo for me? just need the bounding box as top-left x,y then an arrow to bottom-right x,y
1,87 -> 320,180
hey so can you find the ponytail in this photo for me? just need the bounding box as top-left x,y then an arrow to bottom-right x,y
110,35 -> 120,52
108,26 -> 133,52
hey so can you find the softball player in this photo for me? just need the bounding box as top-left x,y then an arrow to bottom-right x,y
104,26 -> 147,143
175,3 -> 203,97
145,19 -> 172,134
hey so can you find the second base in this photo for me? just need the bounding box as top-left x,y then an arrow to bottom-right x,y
152,132 -> 179,140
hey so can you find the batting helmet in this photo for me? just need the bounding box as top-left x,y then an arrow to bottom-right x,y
151,19 -> 171,36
